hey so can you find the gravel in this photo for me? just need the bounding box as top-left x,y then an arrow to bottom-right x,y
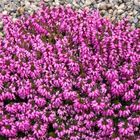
0,0 -> 140,38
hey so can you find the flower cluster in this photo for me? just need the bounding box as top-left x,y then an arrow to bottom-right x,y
0,5 -> 140,139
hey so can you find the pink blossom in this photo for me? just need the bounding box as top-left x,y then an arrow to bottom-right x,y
0,5 -> 139,139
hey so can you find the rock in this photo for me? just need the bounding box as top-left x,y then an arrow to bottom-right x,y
114,5 -> 119,9
73,1 -> 80,8
133,17 -> 138,23
30,4 -> 38,11
121,13 -> 127,18
128,16 -> 133,22
2,11 -> 8,15
20,1 -> 25,6
98,2 -> 107,10
100,10 -> 106,16
132,23 -> 135,28
85,0 -> 93,6
113,10 -> 117,16
93,4 -> 97,8
109,9 -> 113,14
106,4 -> 112,9
137,15 -> 140,20
0,32 -> 4,37
0,22 -> 3,30
17,7 -> 25,15
126,6 -> 132,11
54,0 -> 60,5
117,9 -> 124,15
118,0 -> 123,3
134,0 -> 140,7
133,10 -> 138,15
129,12 -> 134,16
135,22 -> 140,28
126,1 -> 133,6
123,0 -> 131,1
28,10 -> 33,14
12,18 -> 18,22
111,16 -> 116,21
109,0 -> 119,4
12,13 -> 17,18
25,1 -> 30,8
106,14 -> 112,19
118,3 -> 125,10
9,2 -> 17,12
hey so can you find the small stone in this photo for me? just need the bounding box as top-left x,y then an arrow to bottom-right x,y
93,4 -> 97,8
73,1 -> 80,8
126,5 -> 132,10
109,0 -> 119,4
134,0 -> 140,7
2,11 -> 8,15
123,0 -> 131,1
114,5 -> 119,9
117,9 -> 124,15
133,18 -> 138,23
129,12 -> 134,16
109,9 -> 113,14
4,5 -> 9,10
9,2 -> 17,12
20,1 -> 25,6
85,0 -> 92,6
126,1 -> 133,6
118,3 -> 125,10
0,22 -> 3,30
17,7 -> 25,15
100,10 -> 106,16
106,14 -> 112,19
128,16 -> 133,22
55,0 -> 60,5
0,32 -> 4,37
12,13 -> 17,18
111,17 -> 116,21
118,0 -> 122,3
25,1 -> 30,8
106,4 -> 112,9
133,10 -> 138,15
121,13 -> 126,18
28,10 -> 33,14
132,23 -> 135,28
98,2 -> 107,10
135,22 -> 140,28
43,0 -> 51,2
138,15 -> 140,19
30,4 -> 38,11
12,18 -> 18,22
113,10 -> 117,16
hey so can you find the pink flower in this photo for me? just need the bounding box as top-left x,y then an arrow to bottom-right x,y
105,69 -> 118,83
1,124 -> 17,137
112,102 -> 122,110
123,92 -> 136,102
97,118 -> 113,131
34,96 -> 46,107
118,106 -> 130,117
0,5 -> 139,139
118,122 -> 134,136
16,120 -> 30,131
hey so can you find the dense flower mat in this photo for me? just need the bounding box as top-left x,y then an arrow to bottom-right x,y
0,6 -> 140,140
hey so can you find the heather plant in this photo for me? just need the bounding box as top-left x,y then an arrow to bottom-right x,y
0,5 -> 140,140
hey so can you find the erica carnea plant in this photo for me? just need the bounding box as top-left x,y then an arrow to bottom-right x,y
0,5 -> 140,140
